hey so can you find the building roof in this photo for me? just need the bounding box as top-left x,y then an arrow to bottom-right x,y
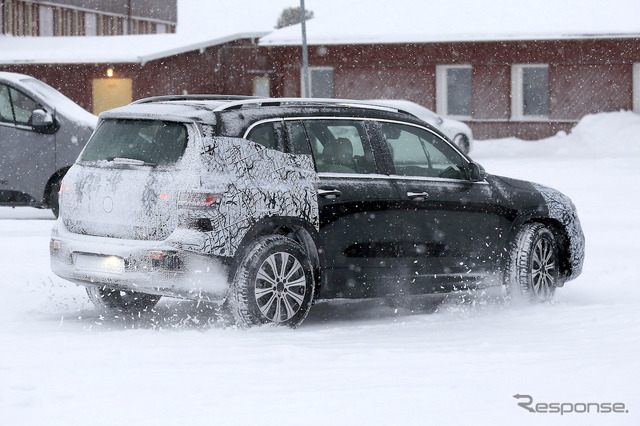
0,0 -> 294,65
260,0 -> 640,46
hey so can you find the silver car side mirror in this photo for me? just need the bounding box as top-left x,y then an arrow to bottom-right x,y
31,109 -> 56,133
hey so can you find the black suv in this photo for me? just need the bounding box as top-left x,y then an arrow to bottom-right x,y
50,96 -> 584,327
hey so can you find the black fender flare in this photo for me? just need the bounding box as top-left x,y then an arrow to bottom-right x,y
232,216 -> 326,295
502,208 -> 571,281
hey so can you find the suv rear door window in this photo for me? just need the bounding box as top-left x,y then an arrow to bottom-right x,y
303,119 -> 376,174
80,119 -> 187,166
285,121 -> 313,155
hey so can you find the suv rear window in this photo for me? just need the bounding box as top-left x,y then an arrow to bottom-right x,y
80,119 -> 188,166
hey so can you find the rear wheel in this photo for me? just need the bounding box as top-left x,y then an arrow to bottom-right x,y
229,235 -> 315,328
86,285 -> 161,314
506,223 -> 559,302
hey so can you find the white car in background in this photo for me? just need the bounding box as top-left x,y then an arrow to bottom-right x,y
369,99 -> 473,154
0,72 -> 97,216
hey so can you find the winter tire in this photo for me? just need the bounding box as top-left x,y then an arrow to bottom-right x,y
506,223 -> 559,302
229,235 -> 315,328
86,285 -> 161,314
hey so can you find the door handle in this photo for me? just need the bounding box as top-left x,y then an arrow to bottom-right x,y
318,188 -> 342,199
407,191 -> 429,200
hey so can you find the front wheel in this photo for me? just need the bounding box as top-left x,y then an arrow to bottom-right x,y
228,235 -> 315,328
47,176 -> 62,218
506,223 -> 559,302
86,285 -> 161,314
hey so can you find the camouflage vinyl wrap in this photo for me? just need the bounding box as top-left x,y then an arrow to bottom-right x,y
532,183 -> 585,281
175,127 -> 318,257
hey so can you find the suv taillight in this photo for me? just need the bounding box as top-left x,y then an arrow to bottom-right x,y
177,192 -> 222,209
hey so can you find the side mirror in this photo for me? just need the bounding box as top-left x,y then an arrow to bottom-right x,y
467,162 -> 487,182
31,109 -> 56,134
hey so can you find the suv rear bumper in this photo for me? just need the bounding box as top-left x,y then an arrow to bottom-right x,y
49,220 -> 229,301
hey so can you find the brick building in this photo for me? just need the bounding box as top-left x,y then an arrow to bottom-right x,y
1,0 -> 176,36
1,0 -> 639,139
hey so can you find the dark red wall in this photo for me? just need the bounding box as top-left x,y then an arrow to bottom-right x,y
0,63 -> 100,111
2,37 -> 639,140
268,38 -> 640,139
0,38 -> 268,112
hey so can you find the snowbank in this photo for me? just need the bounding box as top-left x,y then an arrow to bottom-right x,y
473,110 -> 640,160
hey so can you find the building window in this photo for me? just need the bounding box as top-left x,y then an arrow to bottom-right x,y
2,1 -> 175,37
512,64 -> 549,120
85,12 -> 96,36
2,0 -> 37,36
633,64 -> 640,113
301,67 -> 334,98
253,76 -> 270,97
1,0 -> 13,35
436,65 -> 472,118
39,5 -> 53,36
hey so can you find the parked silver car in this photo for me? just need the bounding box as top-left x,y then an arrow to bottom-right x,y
370,99 -> 473,154
0,72 -> 97,216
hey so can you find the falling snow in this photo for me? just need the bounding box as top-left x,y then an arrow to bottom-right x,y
1,111 -> 638,425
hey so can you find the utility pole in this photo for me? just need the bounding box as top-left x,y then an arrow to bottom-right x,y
127,0 -> 132,35
300,0 -> 311,98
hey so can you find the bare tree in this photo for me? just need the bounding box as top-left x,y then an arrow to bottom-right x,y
276,6 -> 314,29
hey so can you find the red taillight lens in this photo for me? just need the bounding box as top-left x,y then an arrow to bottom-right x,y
177,192 -> 222,209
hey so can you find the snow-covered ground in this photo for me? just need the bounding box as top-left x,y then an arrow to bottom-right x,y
1,111 -> 638,425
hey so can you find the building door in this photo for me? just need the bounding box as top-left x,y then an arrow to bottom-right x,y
92,78 -> 132,115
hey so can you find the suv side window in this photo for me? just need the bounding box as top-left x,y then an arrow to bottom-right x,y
381,122 -> 467,180
246,121 -> 279,150
303,119 -> 377,174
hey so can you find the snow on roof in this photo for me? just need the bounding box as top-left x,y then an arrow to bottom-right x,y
0,0 -> 295,65
260,0 -> 640,46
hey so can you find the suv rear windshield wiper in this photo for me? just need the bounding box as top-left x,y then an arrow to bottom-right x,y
108,157 -> 157,167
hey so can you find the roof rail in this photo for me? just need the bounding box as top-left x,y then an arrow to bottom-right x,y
130,95 -> 412,117
132,94 -> 260,104
212,97 -> 401,113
